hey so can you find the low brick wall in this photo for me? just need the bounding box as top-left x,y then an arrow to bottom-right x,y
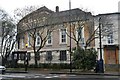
105,64 -> 120,71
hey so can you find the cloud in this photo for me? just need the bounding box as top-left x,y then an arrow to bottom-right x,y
0,0 -> 119,16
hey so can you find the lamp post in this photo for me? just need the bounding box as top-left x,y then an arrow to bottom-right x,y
25,44 -> 28,71
69,0 -> 72,73
98,17 -> 104,73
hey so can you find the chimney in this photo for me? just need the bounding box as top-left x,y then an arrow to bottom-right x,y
56,6 -> 59,12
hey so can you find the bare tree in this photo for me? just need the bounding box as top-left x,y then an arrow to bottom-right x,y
64,19 -> 95,49
65,15 -> 115,50
16,6 -> 55,67
14,5 -> 39,23
18,19 -> 54,67
0,9 -> 16,66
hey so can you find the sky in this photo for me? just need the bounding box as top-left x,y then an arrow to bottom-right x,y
0,0 -> 120,16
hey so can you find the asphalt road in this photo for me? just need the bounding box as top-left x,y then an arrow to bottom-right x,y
0,73 -> 120,80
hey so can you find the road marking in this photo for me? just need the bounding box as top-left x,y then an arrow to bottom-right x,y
45,76 -> 52,78
1,75 -> 26,78
60,74 -> 67,77
34,76 -> 40,78
53,75 -> 59,78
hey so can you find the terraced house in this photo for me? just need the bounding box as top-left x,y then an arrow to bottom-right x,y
17,6 -> 94,64
94,13 -> 120,70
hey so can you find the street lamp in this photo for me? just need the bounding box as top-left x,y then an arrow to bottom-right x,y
98,17 -> 104,73
25,44 -> 28,48
69,0 -> 72,73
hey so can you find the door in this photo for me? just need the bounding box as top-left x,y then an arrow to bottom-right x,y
106,49 -> 116,64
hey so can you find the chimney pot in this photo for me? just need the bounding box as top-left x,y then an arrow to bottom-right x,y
56,6 -> 59,12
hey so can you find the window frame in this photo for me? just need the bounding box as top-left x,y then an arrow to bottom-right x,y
27,32 -> 31,47
59,50 -> 67,61
21,38 -> 24,48
76,26 -> 85,46
107,32 -> 113,44
46,51 -> 52,61
59,28 -> 67,44
46,31 -> 52,45
36,32 -> 41,46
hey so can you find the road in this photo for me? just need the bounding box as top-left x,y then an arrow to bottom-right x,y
0,73 -> 120,80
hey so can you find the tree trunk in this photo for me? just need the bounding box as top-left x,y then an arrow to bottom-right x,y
34,53 -> 38,68
2,57 -> 7,66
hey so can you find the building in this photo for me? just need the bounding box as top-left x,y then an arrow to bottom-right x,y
94,13 -> 120,70
17,6 -> 94,64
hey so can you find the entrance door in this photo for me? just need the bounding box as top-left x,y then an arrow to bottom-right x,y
106,49 -> 116,64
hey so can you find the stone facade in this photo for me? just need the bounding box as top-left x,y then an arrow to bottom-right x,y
17,6 -> 94,64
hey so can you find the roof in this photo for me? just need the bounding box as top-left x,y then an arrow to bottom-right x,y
36,6 -> 54,13
95,12 -> 120,17
18,6 -> 54,23
46,8 -> 91,25
17,6 -> 93,32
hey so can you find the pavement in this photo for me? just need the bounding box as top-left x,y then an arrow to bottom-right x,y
6,69 -> 120,76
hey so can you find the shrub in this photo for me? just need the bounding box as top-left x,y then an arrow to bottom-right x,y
73,47 -> 97,71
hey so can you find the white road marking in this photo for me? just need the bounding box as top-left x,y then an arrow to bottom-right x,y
53,75 -> 59,78
45,76 -> 52,78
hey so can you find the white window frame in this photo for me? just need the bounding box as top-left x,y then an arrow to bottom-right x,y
36,32 -> 41,46
59,28 -> 67,44
27,33 -> 31,47
46,31 -> 52,45
76,26 -> 85,46
107,33 -> 113,44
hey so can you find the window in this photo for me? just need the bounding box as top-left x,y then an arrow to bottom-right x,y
47,31 -> 52,45
27,52 -> 31,61
20,53 -> 25,60
13,54 -> 18,60
59,50 -> 67,61
19,53 -> 31,61
60,28 -> 67,44
21,38 -> 24,48
107,33 -> 113,44
77,27 -> 82,41
36,32 -> 41,46
27,33 -> 31,47
76,27 -> 85,46
46,51 -> 52,61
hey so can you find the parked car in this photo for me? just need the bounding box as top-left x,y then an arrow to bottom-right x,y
0,66 -> 6,74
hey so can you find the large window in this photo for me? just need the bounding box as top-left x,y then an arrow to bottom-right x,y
20,53 -> 25,60
27,33 -> 31,47
107,33 -> 113,44
19,53 -> 31,61
59,50 -> 67,61
46,31 -> 52,45
46,51 -> 52,61
60,28 -> 67,44
36,32 -> 41,46
27,52 -> 31,61
21,38 -> 24,48
76,27 -> 85,46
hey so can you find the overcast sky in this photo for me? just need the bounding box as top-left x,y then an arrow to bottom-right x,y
0,0 -> 120,16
